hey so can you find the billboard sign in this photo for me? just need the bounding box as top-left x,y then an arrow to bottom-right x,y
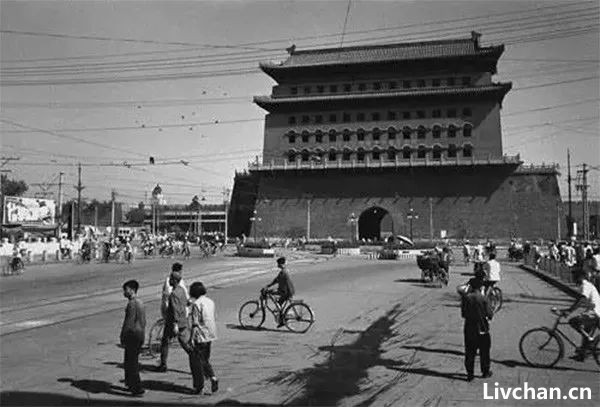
4,196 -> 56,225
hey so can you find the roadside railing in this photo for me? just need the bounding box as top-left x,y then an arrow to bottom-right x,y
523,252 -> 575,285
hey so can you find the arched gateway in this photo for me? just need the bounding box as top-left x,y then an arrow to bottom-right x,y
358,207 -> 394,241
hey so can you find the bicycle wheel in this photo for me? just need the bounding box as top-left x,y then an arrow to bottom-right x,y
519,328 -> 563,367
491,287 -> 503,312
238,301 -> 265,329
147,319 -> 165,357
284,303 -> 315,333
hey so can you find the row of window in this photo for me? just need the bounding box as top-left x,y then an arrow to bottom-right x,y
287,144 -> 474,162
288,107 -> 472,124
288,76 -> 472,95
287,124 -> 473,143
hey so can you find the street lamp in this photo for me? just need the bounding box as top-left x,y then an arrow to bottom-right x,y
249,210 -> 262,242
348,212 -> 357,242
407,208 -> 419,241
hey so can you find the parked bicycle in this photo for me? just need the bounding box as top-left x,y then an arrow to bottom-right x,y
519,307 -> 600,367
146,318 -> 176,357
238,288 -> 315,333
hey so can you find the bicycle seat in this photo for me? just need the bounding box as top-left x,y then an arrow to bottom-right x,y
289,299 -> 304,304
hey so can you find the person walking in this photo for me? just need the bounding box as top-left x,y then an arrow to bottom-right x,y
187,282 -> 219,395
120,280 -> 146,396
157,266 -> 188,372
460,273 -> 494,382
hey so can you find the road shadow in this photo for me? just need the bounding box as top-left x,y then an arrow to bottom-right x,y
386,366 -> 467,381
225,323 -> 298,334
264,304 -> 411,406
141,379 -> 191,394
393,278 -> 424,283
1,391 -> 276,406
103,361 -> 189,375
56,378 -> 131,396
401,345 -> 599,373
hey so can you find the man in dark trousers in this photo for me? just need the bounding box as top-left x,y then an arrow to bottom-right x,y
158,269 -> 189,372
461,273 -> 494,382
120,280 -> 146,396
265,256 -> 295,327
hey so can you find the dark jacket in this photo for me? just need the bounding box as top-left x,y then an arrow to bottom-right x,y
462,289 -> 493,336
270,268 -> 295,299
120,298 -> 146,344
166,285 -> 189,330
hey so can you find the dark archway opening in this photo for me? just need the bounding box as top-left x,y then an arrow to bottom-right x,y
358,207 -> 393,241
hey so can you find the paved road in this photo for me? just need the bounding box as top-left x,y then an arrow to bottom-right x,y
1,254 -> 598,406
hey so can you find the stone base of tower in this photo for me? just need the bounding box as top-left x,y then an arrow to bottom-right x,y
229,164 -> 561,241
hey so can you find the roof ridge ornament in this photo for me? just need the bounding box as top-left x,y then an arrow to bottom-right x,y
286,44 -> 296,55
471,31 -> 481,49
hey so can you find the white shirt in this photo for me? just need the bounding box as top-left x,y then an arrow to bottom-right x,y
190,295 -> 217,342
580,280 -> 600,318
484,259 -> 501,282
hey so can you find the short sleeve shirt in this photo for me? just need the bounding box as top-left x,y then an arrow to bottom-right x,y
580,280 -> 600,318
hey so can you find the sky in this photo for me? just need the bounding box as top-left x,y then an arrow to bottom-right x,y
1,0 -> 599,207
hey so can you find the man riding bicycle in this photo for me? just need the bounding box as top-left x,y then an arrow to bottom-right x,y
264,257 -> 295,327
561,269 -> 600,361
483,253 -> 501,294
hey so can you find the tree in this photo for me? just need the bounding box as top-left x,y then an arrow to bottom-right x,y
189,195 -> 201,212
126,207 -> 147,225
1,175 -> 28,197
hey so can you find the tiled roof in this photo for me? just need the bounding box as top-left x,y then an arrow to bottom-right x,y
261,36 -> 503,70
254,84 -> 512,108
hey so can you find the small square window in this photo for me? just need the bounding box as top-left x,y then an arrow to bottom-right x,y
289,135 -> 296,144
432,78 -> 441,87
373,131 -> 380,141
329,133 -> 337,142
402,80 -> 411,89
357,131 -> 365,141
328,151 -> 336,161
316,134 -> 323,143
417,128 -> 426,139
417,148 -> 426,159
329,114 -> 337,123
387,111 -> 397,120
388,131 -> 396,140
462,76 -> 471,86
301,134 -> 309,143
432,109 -> 441,118
357,112 -> 365,121
448,147 -> 457,158
462,107 -> 472,117
330,85 -> 338,93
358,83 -> 366,91
342,151 -> 351,161
417,79 -> 426,88
371,112 -> 380,121
342,113 -> 351,122
291,87 -> 298,95
389,81 -> 397,89
372,151 -> 380,160
343,84 -> 352,92
303,86 -> 311,94
447,77 -> 455,86
315,115 -> 323,124
317,85 -> 324,93
416,110 -> 425,119
343,133 -> 351,142
447,108 -> 457,118
463,147 -> 473,157
288,116 -> 296,125
402,111 -> 411,119
373,82 -> 381,91
301,115 -> 310,124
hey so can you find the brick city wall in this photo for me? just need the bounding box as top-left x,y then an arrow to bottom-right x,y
232,165 -> 561,240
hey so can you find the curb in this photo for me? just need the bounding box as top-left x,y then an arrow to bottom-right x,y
519,264 -> 579,298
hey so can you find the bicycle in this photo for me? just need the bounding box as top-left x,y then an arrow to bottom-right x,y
238,289 -> 315,333
146,318 -> 177,357
519,307 -> 600,367
484,283 -> 503,313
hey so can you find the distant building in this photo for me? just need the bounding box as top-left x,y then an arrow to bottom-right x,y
229,33 -> 561,240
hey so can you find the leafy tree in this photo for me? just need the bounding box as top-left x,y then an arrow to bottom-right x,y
126,207 -> 147,225
1,175 -> 28,197
189,195 -> 201,212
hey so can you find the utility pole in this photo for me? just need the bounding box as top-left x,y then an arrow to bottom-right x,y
429,197 -> 433,242
94,204 -> 98,229
576,164 -> 590,241
74,163 -> 85,235
57,172 -> 64,232
223,188 -> 230,239
556,200 -> 561,240
567,149 -> 573,237
306,196 -> 311,240
111,190 -> 116,237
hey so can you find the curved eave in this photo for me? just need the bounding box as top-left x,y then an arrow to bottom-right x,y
254,83 -> 512,112
259,46 -> 504,81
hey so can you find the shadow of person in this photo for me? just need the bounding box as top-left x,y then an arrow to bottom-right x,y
57,378 -> 130,396
102,361 -> 189,375
393,278 -> 426,283
141,380 -> 191,394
